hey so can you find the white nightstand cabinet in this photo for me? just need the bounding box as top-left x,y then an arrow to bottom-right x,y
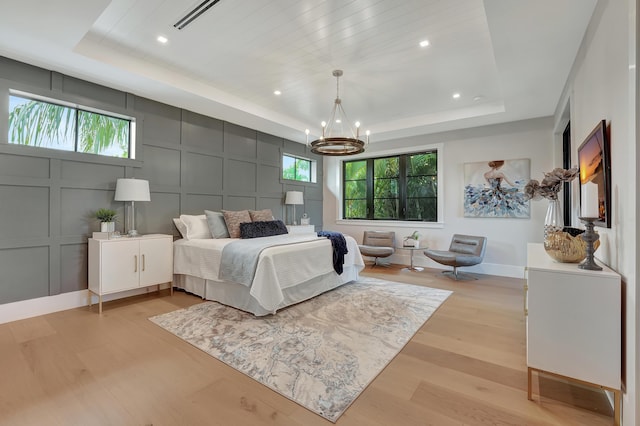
88,234 -> 173,313
526,243 -> 621,425
286,225 -> 316,234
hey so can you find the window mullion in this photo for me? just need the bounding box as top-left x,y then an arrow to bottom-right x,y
399,155 -> 407,220
74,109 -> 80,153
367,161 -> 371,219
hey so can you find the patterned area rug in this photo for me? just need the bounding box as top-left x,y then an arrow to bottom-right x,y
149,276 -> 452,422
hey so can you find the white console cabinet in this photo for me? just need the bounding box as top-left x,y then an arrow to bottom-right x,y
526,243 -> 621,424
88,234 -> 173,313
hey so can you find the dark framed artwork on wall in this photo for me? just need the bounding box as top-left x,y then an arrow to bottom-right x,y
578,120 -> 611,228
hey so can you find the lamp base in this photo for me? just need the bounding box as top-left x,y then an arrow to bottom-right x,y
127,229 -> 140,237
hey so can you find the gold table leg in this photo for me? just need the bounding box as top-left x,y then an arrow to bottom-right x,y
528,367 -> 620,425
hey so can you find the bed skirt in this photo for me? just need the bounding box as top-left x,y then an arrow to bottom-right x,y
173,264 -> 360,316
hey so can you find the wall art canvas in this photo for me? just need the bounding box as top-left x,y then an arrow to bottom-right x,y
464,158 -> 530,218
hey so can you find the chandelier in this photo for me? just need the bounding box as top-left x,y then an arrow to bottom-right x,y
306,70 -> 370,156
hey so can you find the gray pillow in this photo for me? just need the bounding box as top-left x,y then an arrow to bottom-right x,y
204,210 -> 230,238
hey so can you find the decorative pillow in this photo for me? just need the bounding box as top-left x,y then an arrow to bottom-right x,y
172,218 -> 188,239
179,214 -> 212,240
240,220 -> 288,239
204,210 -> 230,238
221,210 -> 252,238
249,209 -> 274,222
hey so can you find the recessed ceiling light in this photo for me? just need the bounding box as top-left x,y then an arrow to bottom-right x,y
273,90 -> 281,96
157,35 -> 168,44
452,93 -> 461,99
419,40 -> 430,47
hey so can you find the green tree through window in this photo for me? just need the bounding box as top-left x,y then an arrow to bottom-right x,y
343,151 -> 437,221
283,154 -> 311,182
8,94 -> 132,158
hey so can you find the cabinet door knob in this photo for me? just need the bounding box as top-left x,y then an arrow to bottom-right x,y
142,254 -> 146,271
134,255 -> 138,272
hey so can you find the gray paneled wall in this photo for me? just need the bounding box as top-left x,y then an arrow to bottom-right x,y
0,56 -> 323,304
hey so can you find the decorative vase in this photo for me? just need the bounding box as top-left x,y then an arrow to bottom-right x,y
543,199 -> 562,240
543,199 -> 600,263
544,227 -> 598,263
100,221 -> 115,233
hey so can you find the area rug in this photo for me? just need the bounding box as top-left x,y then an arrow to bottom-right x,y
149,276 -> 452,422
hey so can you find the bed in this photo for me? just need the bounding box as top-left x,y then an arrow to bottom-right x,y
173,233 -> 364,316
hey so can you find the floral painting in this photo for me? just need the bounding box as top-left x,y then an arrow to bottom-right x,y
464,158 -> 530,218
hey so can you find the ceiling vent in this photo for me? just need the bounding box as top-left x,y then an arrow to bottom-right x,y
174,0 -> 221,30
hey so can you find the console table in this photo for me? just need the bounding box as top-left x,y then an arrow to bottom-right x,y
526,243 -> 621,425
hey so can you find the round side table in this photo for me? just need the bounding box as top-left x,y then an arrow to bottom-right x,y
400,246 -> 425,271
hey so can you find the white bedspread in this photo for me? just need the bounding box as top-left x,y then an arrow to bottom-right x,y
174,234 -> 354,312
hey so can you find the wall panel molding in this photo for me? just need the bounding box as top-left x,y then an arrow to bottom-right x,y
0,56 -> 323,306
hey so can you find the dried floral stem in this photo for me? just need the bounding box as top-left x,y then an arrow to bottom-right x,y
524,167 -> 579,201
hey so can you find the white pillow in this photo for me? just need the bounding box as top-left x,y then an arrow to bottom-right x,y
179,214 -> 212,240
172,218 -> 188,238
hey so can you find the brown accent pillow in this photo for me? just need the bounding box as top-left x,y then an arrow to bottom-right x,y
249,209 -> 273,222
222,210 -> 252,238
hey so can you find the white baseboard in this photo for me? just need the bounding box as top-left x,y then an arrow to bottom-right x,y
392,253 -> 526,279
0,284 -> 171,325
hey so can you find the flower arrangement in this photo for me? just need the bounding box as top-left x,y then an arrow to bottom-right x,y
524,167 -> 579,201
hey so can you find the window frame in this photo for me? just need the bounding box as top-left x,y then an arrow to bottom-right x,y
6,88 -> 137,160
337,143 -> 444,228
282,153 -> 317,183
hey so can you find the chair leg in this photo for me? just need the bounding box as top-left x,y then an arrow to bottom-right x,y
441,267 -> 478,280
374,257 -> 391,267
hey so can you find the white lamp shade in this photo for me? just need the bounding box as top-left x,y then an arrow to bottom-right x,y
114,178 -> 151,202
285,191 -> 304,205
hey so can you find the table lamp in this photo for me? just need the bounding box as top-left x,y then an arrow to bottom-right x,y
114,178 -> 150,237
285,191 -> 304,225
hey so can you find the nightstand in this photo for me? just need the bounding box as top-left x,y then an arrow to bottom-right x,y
286,224 -> 316,235
88,234 -> 173,313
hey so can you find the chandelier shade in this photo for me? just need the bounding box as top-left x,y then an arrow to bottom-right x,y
307,70 -> 369,156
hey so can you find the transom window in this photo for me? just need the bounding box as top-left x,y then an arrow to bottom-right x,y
343,151 -> 438,221
8,92 -> 134,159
283,154 -> 315,183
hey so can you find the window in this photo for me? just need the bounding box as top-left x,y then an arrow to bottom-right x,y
343,151 -> 438,221
8,92 -> 134,159
282,154 -> 313,182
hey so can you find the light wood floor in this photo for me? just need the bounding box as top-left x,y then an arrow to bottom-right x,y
0,266 -> 614,425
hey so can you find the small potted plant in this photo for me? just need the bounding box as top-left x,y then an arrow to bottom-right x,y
403,230 -> 421,248
95,208 -> 117,232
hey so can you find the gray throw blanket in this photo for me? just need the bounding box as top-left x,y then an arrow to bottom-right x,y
219,234 -> 322,286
